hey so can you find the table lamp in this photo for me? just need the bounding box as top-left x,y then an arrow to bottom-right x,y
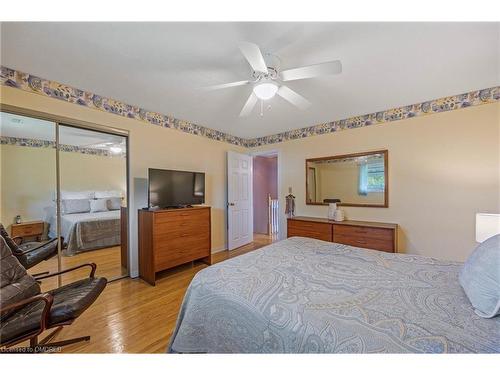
475,213 -> 500,243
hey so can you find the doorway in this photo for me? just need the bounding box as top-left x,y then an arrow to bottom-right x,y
252,152 -> 279,241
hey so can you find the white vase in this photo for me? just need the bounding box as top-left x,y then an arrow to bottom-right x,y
328,203 -> 337,220
333,208 -> 345,222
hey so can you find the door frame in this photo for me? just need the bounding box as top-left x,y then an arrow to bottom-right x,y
1,105 -> 131,281
250,149 -> 282,239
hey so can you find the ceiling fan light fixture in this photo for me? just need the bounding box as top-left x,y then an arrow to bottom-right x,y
253,82 -> 278,100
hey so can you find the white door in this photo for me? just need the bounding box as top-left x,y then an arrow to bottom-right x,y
227,151 -> 253,250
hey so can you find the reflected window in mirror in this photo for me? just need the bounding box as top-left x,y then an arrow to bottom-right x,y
306,150 -> 388,207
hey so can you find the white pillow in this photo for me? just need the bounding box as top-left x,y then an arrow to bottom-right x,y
60,190 -> 95,200
90,198 -> 109,213
459,234 -> 500,318
107,197 -> 122,210
61,199 -> 91,214
95,190 -> 123,199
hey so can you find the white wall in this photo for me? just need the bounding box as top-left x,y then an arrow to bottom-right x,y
255,103 -> 500,261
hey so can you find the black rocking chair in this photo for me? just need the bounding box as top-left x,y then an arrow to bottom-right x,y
0,235 -> 107,349
0,223 -> 59,273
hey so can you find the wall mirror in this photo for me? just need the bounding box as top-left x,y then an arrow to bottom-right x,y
306,150 -> 388,207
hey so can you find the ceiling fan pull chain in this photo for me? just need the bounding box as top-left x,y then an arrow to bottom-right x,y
260,100 -> 264,117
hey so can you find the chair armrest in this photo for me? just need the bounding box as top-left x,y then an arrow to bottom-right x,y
12,236 -> 23,245
0,293 -> 54,345
35,263 -> 97,281
0,293 -> 54,333
18,238 -> 59,255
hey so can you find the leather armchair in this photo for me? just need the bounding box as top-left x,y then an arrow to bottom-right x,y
0,235 -> 107,349
0,223 -> 59,271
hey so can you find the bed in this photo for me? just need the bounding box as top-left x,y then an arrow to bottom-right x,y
48,210 -> 121,256
168,237 -> 500,353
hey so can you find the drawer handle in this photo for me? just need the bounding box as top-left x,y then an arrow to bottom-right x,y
180,233 -> 189,237
356,240 -> 367,245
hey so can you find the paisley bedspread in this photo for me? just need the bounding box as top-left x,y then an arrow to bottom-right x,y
167,237 -> 500,353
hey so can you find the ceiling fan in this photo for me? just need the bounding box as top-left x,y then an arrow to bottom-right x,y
204,42 -> 342,117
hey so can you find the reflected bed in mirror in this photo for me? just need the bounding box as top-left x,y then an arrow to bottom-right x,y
306,150 -> 388,207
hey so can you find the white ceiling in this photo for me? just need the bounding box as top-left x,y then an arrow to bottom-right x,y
0,112 -> 125,149
1,22 -> 499,139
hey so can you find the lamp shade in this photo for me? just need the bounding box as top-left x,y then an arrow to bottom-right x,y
475,213 -> 500,243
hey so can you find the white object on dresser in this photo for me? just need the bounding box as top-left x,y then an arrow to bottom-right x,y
333,208 -> 345,222
327,203 -> 337,220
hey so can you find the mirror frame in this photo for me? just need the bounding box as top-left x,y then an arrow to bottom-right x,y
305,149 -> 388,208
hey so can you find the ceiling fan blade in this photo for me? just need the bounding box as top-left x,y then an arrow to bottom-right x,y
280,60 -> 342,81
277,86 -> 311,110
202,80 -> 250,91
238,42 -> 268,74
239,92 -> 258,117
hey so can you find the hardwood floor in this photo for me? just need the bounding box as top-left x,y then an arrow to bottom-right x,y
29,246 -> 127,290
27,234 -> 276,353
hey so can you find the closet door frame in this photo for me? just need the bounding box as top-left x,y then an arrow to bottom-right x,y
2,105 -> 131,283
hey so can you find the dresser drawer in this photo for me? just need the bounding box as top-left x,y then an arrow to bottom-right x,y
287,220 -> 332,242
334,225 -> 393,241
333,233 -> 394,252
154,225 -> 209,245
155,233 -> 210,271
154,208 -> 209,225
155,217 -> 209,235
11,222 -> 44,237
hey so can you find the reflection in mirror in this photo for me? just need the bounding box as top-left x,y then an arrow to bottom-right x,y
0,111 -> 60,285
59,125 -> 128,283
306,150 -> 388,207
0,112 -> 129,291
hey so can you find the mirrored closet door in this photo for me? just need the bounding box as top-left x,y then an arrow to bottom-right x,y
58,124 -> 128,283
0,112 -> 60,283
0,110 -> 129,287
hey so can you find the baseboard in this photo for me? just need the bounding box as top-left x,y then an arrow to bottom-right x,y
211,246 -> 227,254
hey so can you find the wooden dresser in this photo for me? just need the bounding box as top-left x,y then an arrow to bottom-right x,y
287,216 -> 398,253
138,206 -> 211,285
11,221 -> 45,242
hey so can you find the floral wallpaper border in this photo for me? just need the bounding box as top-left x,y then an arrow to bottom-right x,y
1,66 -> 498,148
247,86 -> 500,147
0,136 -> 126,158
1,66 -> 247,147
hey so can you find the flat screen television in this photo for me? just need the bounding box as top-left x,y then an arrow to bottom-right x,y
148,168 -> 205,209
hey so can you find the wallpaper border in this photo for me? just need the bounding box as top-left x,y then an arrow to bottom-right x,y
1,66 -> 498,148
0,136 -> 126,158
1,66 -> 247,147
248,86 -> 499,147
